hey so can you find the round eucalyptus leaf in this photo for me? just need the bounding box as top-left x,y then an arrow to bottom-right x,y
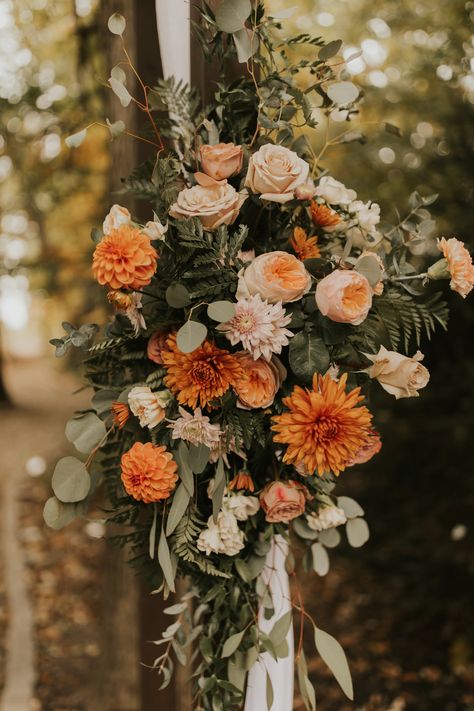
109,77 -> 132,107
65,129 -> 87,149
52,457 -> 91,503
327,81 -> 359,105
65,412 -> 106,453
319,39 -> 342,61
107,12 -> 126,35
207,300 -> 236,323
43,496 -> 78,530
318,527 -> 341,548
346,517 -> 370,548
311,542 -> 330,576
215,0 -> 251,33
289,331 -> 330,385
166,283 -> 191,309
91,389 -> 119,417
337,496 -> 364,519
176,321 -> 207,353
110,65 -> 126,83
354,255 -> 382,288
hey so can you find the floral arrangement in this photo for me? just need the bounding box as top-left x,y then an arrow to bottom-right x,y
46,3 -> 473,710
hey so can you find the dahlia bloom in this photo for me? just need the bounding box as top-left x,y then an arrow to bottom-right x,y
120,442 -> 178,503
168,407 -> 222,449
162,335 -> 243,409
216,293 -> 293,361
92,225 -> 158,290
436,237 -> 474,298
272,373 -> 373,476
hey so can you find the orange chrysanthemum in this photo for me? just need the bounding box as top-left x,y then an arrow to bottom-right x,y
290,226 -> 321,261
111,401 -> 130,429
120,441 -> 178,503
92,225 -> 158,290
162,335 -> 243,409
229,472 -> 255,492
310,201 -> 341,229
272,372 -> 373,476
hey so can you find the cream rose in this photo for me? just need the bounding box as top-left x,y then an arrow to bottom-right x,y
169,179 -> 246,230
237,251 -> 311,303
314,176 -> 357,205
307,505 -> 347,532
103,204 -> 131,235
143,218 -> 167,240
259,480 -> 308,523
200,142 -> 243,181
365,346 -> 430,399
233,353 -> 286,409
223,493 -> 260,521
128,386 -> 167,429
245,144 -> 310,203
197,511 -> 245,556
316,269 -> 372,325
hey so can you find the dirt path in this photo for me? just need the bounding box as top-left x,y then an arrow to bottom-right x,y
0,358 -> 104,711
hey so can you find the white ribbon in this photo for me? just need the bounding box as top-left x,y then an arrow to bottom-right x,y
244,535 -> 294,711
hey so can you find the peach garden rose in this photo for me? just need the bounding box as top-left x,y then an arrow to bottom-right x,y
365,345 -> 430,399
259,480 -> 308,523
169,175 -> 246,230
200,142 -> 243,181
237,251 -> 311,303
233,352 -> 285,409
245,144 -> 310,203
315,269 -> 372,325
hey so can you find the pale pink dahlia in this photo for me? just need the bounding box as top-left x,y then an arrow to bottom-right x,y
168,407 -> 221,448
216,293 -> 293,361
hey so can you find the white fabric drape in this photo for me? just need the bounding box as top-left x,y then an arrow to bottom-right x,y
244,535 -> 294,711
155,0 -> 190,84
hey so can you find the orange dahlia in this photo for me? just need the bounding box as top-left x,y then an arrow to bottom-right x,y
271,373 -> 373,476
290,226 -> 321,260
310,201 -> 341,230
92,225 -> 158,290
162,334 -> 243,409
120,441 -> 178,503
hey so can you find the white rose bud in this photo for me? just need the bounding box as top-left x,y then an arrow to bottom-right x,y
307,505 -> 347,532
314,176 -> 357,205
103,204 -> 132,235
365,345 -> 430,399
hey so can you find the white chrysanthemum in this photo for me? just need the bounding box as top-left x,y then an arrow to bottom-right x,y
307,505 -> 347,532
216,293 -> 293,361
223,493 -> 260,521
169,407 -> 221,448
197,511 -> 245,556
128,386 -> 166,429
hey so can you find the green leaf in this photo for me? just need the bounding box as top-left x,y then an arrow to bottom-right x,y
232,27 -> 258,63
110,65 -> 126,83
235,558 -> 252,582
221,629 -> 245,658
297,650 -> 316,711
311,541 -> 330,576
52,457 -> 91,503
318,527 -> 341,548
109,77 -> 132,107
166,283 -> 191,309
212,458 -> 226,523
43,496 -> 78,530
149,504 -> 158,559
314,626 -> 354,699
346,517 -> 370,548
107,12 -> 126,35
266,671 -> 274,710
158,529 -> 176,593
319,39 -> 342,61
354,255 -> 382,288
292,517 -> 318,540
289,331 -> 330,384
385,121 -> 402,137
176,320 -> 207,353
91,388 -> 118,417
337,496 -> 364,519
106,118 -> 126,138
327,81 -> 359,105
65,128 -> 87,148
90,227 -> 102,244
215,0 -> 251,33
166,483 -> 191,536
188,443 -> 210,474
176,441 -> 194,496
207,300 -> 236,322
269,610 -> 293,647
164,602 -> 188,615
65,412 -> 106,454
